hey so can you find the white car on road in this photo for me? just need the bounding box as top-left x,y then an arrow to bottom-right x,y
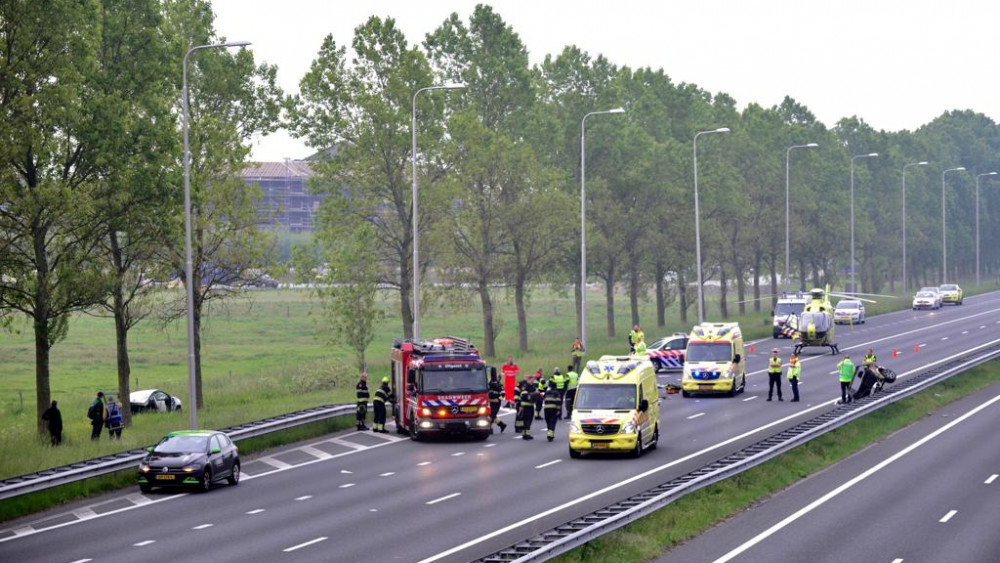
912,291 -> 941,310
833,300 -> 866,324
918,286 -> 944,308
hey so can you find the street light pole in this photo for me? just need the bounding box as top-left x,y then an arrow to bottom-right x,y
941,167 -> 966,284
785,143 -> 818,292
411,83 -> 465,341
182,40 -> 251,430
901,161 -> 928,295
579,107 -> 625,348
693,127 -> 730,324
975,172 -> 997,286
849,153 -> 878,294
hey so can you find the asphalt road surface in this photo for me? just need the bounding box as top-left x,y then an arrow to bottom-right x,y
656,379 -> 1000,563
3,291 -> 1000,563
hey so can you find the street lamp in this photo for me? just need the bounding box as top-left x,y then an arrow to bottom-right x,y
580,107 -> 625,347
182,40 -> 251,430
693,127 -> 730,324
785,143 -> 818,292
849,152 -> 878,293
901,161 -> 928,295
411,83 -> 465,341
975,172 -> 997,286
941,167 -> 966,283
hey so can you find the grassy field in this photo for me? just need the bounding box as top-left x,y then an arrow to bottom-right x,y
1,279 -> 995,481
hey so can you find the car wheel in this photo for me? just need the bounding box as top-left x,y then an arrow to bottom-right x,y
569,447 -> 582,459
681,390 -> 690,398
227,462 -> 240,486
409,418 -> 421,442
631,432 -> 643,458
647,424 -> 659,451
198,468 -> 213,493
139,484 -> 152,494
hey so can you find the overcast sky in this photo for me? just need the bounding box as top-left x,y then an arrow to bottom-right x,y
212,0 -> 999,162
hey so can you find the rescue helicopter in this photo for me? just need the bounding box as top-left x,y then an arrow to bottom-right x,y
780,286 -> 881,355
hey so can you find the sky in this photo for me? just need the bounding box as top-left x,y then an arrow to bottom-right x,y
211,0 -> 1000,162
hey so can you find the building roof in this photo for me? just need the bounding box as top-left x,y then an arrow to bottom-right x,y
241,160 -> 314,179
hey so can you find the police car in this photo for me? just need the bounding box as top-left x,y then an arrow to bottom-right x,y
646,333 -> 688,372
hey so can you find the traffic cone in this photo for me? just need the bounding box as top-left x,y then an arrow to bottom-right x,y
749,344 -> 756,354
913,343 -> 920,353
892,347 -> 899,358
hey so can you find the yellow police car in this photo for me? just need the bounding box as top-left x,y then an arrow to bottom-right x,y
938,284 -> 963,305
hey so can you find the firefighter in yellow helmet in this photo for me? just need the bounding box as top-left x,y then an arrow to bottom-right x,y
372,376 -> 393,433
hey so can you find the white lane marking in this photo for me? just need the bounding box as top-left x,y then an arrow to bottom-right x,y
11,527 -> 33,537
339,469 -> 352,474
451,452 -> 465,457
380,472 -> 395,477
709,392 -> 1000,563
891,559 -> 904,563
68,559 -> 93,563
477,453 -> 485,456
828,371 -> 838,375
125,493 -> 153,506
192,524 -> 213,530
742,396 -> 758,402
426,492 -> 461,505
687,413 -> 706,420
941,337 -> 949,341
962,331 -> 969,334
133,540 -> 155,547
300,445 -> 333,460
295,495 -> 312,501
246,509 -> 265,515
369,508 -> 378,512
418,461 -> 432,466
939,510 -> 957,523
484,443 -> 496,448
535,460 -> 562,469
283,537 -> 327,553
986,474 -> 998,484
72,508 -> 98,520
918,343 -> 927,347
418,337 -> 1000,563
339,483 -> 355,489
259,457 -> 293,470
328,438 -> 367,450
981,325 -> 986,329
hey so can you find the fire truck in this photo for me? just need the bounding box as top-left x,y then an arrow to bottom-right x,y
390,336 -> 495,440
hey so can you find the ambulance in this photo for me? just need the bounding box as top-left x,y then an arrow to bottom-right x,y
681,322 -> 746,397
567,355 -> 660,458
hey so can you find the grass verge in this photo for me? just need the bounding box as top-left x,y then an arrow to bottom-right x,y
0,414 -> 355,523
551,358 -> 1000,563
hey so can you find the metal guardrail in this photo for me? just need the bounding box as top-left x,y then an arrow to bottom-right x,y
476,339 -> 1000,563
0,403 -> 355,502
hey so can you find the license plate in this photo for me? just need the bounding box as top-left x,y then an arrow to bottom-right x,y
461,406 -> 479,413
155,474 -> 175,480
591,442 -> 609,449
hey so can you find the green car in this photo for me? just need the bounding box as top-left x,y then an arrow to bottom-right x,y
138,430 -> 240,493
938,284 -> 963,305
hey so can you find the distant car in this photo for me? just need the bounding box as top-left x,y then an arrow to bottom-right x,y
646,333 -> 688,372
833,300 -> 866,324
912,291 -> 940,310
918,287 -> 944,308
938,284 -> 963,305
130,389 -> 182,413
138,430 -> 240,493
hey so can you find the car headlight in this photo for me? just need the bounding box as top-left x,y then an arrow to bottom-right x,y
621,421 -> 637,434
139,464 -> 151,473
182,464 -> 203,473
568,421 -> 581,433
722,368 -> 734,379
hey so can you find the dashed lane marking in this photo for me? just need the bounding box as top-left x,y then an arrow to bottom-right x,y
246,509 -> 265,515
68,559 -> 92,563
283,537 -> 327,553
939,510 -> 957,523
941,337 -> 949,341
962,331 -> 969,334
426,493 -> 461,505
535,460 -> 562,469
985,474 -> 998,484
340,470 -> 353,474
192,524 -> 213,530
133,540 -> 155,547
891,559 -> 904,563
742,396 -> 758,402
379,472 -> 395,477
687,413 -> 706,420
483,443 -> 496,448
418,461 -> 432,466
451,452 -> 465,457
339,483 -> 355,489
294,495 -> 312,501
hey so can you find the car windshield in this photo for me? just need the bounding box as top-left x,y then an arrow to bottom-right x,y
837,302 -> 859,309
919,288 -> 938,293
686,342 -> 732,362
916,292 -> 934,298
775,302 -> 805,316
154,435 -> 208,454
574,384 -> 636,410
420,368 -> 488,393
940,285 -> 958,291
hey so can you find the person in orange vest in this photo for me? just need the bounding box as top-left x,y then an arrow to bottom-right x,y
570,337 -> 585,373
501,356 -> 520,408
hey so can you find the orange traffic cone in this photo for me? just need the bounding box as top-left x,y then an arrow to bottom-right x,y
913,343 -> 920,353
892,347 -> 899,358
749,344 -> 756,354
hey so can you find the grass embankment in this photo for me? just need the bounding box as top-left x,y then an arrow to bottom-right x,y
552,358 -> 1000,563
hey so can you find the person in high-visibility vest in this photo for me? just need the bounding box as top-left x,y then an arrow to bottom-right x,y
543,380 -> 561,441
787,354 -> 801,402
550,367 -> 566,419
564,364 -> 579,417
534,369 -> 546,420
501,356 -> 520,408
863,348 -> 882,383
355,373 -> 370,431
767,349 -> 784,401
570,338 -> 586,373
372,377 -> 393,433
837,354 -> 855,404
488,371 -> 507,433
628,325 -> 645,354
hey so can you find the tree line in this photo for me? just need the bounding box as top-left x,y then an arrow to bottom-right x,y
290,5 -> 1000,363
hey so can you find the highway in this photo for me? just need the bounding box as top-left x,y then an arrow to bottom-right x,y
656,379 -> 1000,563
2,291 -> 1000,563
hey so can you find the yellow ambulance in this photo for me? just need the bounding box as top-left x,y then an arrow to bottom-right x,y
567,355 -> 660,458
681,322 -> 746,397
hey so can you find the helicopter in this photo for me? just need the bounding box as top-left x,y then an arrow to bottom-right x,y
781,286 -> 883,355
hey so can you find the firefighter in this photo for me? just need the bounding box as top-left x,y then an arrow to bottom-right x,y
372,376 -> 393,433
355,372 -> 370,431
514,380 -> 526,435
767,348 -> 784,401
570,337 -> 586,373
534,370 -> 546,420
543,380 -> 561,441
488,371 -> 507,433
787,354 -> 801,402
564,364 -> 579,417
519,380 -> 535,440
629,325 -> 645,353
551,367 -> 566,419
501,356 -> 520,408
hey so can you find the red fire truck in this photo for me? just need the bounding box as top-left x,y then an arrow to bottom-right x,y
391,336 -> 495,440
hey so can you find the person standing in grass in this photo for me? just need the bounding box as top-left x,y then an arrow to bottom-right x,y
570,337 -> 585,373
42,400 -> 62,445
88,392 -> 105,440
105,396 -> 123,440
